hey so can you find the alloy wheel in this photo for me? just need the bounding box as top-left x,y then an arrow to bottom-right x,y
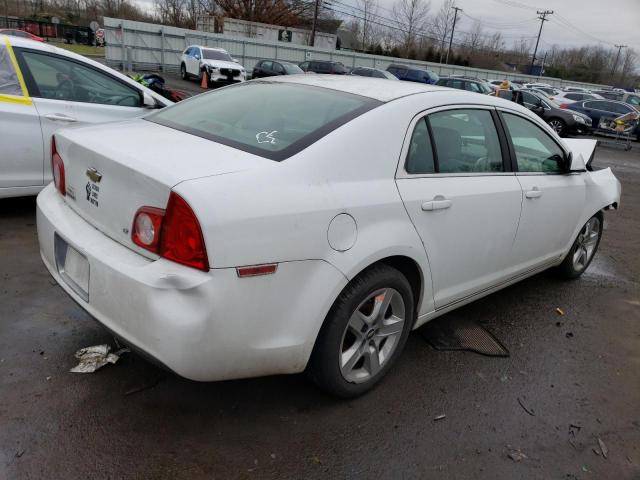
339,288 -> 405,384
549,119 -> 564,134
572,216 -> 600,271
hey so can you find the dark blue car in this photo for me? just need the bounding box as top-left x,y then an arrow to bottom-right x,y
387,64 -> 439,84
565,99 -> 639,141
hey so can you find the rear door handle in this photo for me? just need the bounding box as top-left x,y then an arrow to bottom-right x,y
525,188 -> 542,199
44,113 -> 77,122
422,198 -> 452,211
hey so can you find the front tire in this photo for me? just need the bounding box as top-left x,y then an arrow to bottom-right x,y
307,264 -> 414,398
548,118 -> 566,136
557,213 -> 603,279
180,63 -> 187,80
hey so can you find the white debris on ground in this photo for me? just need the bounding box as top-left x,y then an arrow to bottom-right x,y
70,344 -> 129,373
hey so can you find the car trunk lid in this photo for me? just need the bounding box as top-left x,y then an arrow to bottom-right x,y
54,119 -> 267,258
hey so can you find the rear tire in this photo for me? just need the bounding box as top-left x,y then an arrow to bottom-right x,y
180,63 -> 187,80
556,212 -> 603,279
307,264 -> 414,398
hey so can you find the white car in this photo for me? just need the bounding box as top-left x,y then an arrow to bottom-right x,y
37,76 -> 620,397
550,91 -> 604,104
564,86 -> 592,93
0,35 -> 171,199
180,46 -> 246,85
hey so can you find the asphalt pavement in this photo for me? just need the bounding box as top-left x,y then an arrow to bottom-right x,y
1,142 -> 639,479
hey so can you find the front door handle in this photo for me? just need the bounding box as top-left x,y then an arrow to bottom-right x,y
422,197 -> 452,211
44,113 -> 77,122
525,187 -> 543,199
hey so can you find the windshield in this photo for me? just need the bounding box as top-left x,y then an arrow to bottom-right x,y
147,82 -> 380,161
283,63 -> 303,74
381,70 -> 398,80
202,49 -> 233,62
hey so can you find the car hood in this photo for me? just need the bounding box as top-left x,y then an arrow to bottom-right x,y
565,109 -> 591,121
202,59 -> 244,70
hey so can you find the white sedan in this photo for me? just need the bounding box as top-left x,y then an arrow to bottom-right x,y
0,35 -> 170,199
37,76 -> 620,397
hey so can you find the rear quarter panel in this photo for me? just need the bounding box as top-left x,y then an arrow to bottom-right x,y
176,95 -> 439,315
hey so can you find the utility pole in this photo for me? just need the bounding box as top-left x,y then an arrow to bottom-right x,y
610,44 -> 627,76
530,9 -> 553,73
438,7 -> 451,63
445,6 -> 462,65
538,51 -> 547,78
309,0 -> 320,47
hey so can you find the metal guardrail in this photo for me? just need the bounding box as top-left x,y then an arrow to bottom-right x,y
104,17 -> 609,90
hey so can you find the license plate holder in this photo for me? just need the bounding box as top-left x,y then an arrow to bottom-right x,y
54,234 -> 89,302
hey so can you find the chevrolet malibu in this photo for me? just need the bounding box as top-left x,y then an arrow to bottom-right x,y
37,76 -> 620,397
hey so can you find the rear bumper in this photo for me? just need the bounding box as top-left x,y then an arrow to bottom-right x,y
37,184 -> 347,381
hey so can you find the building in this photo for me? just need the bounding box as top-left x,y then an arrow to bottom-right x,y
196,16 -> 338,50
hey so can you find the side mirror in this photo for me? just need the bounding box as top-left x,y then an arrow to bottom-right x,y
532,104 -> 544,115
142,91 -> 157,109
568,151 -> 586,172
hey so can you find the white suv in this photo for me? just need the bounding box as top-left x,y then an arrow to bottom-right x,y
180,46 -> 246,85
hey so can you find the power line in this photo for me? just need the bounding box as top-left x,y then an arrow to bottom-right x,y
491,0 -> 539,12
460,11 -> 534,29
323,2 -> 475,50
331,0 -> 537,41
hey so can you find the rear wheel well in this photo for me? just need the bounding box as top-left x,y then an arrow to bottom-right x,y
375,256 -> 423,317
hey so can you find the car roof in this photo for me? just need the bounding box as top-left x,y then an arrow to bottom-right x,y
1,33 -> 67,51
191,45 -> 227,52
256,74 -> 496,102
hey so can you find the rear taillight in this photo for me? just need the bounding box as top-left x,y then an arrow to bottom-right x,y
51,137 -> 66,196
131,192 -> 209,271
559,103 -> 569,109
132,207 -> 165,252
160,192 -> 209,271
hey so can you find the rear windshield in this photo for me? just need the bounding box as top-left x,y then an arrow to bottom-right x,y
283,63 -> 303,74
146,82 -> 380,161
202,49 -> 233,61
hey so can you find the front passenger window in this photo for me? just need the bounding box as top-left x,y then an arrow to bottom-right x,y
501,113 -> 565,173
18,50 -> 142,107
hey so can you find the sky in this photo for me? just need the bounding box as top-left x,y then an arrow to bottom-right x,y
377,0 -> 640,53
136,0 -> 640,53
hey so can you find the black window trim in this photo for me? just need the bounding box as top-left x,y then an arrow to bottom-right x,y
400,105 -> 513,178
14,47 -> 144,107
146,81 -> 383,162
495,108 -> 570,175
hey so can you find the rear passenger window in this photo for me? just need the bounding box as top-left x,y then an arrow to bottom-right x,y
501,113 -> 565,173
405,118 -> 435,174
429,109 -> 503,173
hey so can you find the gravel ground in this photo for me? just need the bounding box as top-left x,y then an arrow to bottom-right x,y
0,137 -> 638,479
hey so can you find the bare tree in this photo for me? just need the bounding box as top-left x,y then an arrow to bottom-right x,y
392,0 -> 430,54
154,0 -> 187,26
355,0 -> 378,50
619,47 -> 637,85
430,0 -> 458,62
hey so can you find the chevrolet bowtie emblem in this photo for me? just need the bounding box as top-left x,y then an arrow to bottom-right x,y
86,167 -> 102,183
